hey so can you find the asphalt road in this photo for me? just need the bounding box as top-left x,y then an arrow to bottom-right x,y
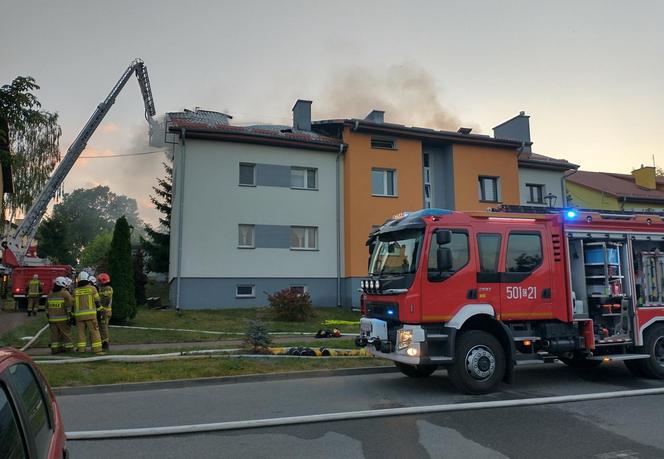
59,362 -> 664,458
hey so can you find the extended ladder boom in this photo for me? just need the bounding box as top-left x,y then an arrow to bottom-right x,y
4,58 -> 156,266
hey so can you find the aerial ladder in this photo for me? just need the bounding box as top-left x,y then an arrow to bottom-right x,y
2,58 -> 157,267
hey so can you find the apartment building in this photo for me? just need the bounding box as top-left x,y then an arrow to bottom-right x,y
313,112 -> 523,306
167,104 -> 344,309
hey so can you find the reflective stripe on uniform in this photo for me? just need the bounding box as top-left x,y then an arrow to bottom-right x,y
74,285 -> 100,318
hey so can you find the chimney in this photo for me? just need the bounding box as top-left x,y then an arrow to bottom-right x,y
292,99 -> 312,131
364,110 -> 385,123
632,165 -> 657,190
493,111 -> 532,153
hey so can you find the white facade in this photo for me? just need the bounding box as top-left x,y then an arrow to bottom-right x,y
170,138 -> 341,308
518,167 -> 567,207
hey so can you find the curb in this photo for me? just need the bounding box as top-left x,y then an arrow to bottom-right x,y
53,365 -> 397,396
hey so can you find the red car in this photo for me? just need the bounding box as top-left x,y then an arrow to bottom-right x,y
0,348 -> 67,458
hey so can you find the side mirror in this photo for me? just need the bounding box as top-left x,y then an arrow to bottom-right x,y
436,230 -> 452,245
437,247 -> 453,272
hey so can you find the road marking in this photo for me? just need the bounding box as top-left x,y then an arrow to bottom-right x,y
66,386 -> 664,441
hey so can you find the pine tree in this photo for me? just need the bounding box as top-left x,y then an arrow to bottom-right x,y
108,216 -> 136,323
133,247 -> 148,306
142,162 -> 171,273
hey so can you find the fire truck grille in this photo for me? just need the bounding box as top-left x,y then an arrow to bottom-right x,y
366,301 -> 399,322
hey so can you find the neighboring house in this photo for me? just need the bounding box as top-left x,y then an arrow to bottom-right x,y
313,111 -> 522,306
493,112 -> 579,207
566,167 -> 664,212
167,104 -> 345,309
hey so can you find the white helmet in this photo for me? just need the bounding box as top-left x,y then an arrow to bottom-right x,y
77,271 -> 89,282
89,276 -> 97,285
65,278 -> 73,286
54,277 -> 68,288
33,274 -> 39,279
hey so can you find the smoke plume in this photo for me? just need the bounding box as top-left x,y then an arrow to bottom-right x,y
317,64 -> 472,131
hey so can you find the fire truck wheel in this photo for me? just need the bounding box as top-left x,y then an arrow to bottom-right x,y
639,325 -> 664,379
394,362 -> 437,378
558,355 -> 602,370
448,330 -> 505,394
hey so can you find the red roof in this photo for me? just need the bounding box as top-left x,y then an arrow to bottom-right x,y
567,170 -> 664,203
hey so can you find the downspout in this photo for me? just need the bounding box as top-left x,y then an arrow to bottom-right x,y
175,128 -> 186,315
561,169 -> 579,208
335,143 -> 345,308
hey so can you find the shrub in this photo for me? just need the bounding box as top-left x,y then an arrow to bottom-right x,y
244,320 -> 272,353
267,288 -> 315,322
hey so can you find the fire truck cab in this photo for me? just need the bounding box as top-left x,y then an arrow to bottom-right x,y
356,208 -> 664,394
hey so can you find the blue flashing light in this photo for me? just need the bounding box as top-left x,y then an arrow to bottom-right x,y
564,209 -> 578,219
387,309 -> 395,316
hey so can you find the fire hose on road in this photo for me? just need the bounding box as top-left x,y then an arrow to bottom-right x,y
65,386 -> 664,440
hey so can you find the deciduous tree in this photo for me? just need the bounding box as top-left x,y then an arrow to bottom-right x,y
0,76 -> 61,224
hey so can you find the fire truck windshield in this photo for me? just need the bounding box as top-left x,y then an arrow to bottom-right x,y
369,229 -> 423,276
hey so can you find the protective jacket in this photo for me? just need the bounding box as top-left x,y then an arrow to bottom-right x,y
46,290 -> 73,323
74,284 -> 100,320
27,279 -> 41,297
99,285 -> 113,312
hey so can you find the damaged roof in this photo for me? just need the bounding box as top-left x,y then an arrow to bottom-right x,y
167,110 -> 343,152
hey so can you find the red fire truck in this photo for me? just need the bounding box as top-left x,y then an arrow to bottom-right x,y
356,208 -> 664,394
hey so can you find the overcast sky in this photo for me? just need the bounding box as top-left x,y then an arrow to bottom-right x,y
2,0 -> 663,225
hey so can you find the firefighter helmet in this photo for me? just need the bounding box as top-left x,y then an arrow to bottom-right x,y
77,271 -> 89,282
54,277 -> 68,288
97,273 -> 110,284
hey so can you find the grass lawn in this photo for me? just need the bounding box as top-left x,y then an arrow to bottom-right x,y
39,356 -> 390,387
1,307 -> 361,348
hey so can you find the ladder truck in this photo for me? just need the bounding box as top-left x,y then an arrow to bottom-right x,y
1,59 -> 157,308
355,207 -> 664,394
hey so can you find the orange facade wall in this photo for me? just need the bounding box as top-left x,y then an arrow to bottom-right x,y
343,128 -> 423,277
452,144 -> 520,211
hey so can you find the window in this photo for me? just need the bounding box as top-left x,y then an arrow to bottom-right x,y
289,285 -> 308,295
0,385 -> 26,459
238,224 -> 255,248
236,285 -> 255,298
290,226 -> 317,250
9,364 -> 51,459
478,176 -> 499,202
371,137 -> 396,149
527,184 -> 544,204
506,233 -> 542,272
239,163 -> 256,186
423,153 -> 431,208
372,169 -> 397,196
291,167 -> 317,189
428,231 -> 469,280
477,234 -> 502,272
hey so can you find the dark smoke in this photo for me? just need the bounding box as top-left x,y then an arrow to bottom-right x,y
317,64 -> 473,131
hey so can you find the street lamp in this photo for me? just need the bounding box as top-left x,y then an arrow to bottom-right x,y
544,193 -> 558,207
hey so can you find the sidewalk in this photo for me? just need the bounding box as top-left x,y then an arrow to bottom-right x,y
0,309 -> 34,337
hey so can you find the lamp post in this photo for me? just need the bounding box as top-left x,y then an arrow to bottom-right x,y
544,193 -> 558,208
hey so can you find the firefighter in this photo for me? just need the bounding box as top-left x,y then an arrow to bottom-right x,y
97,272 -> 113,350
89,275 -> 98,292
73,271 -> 104,355
46,277 -> 74,354
25,274 -> 42,316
